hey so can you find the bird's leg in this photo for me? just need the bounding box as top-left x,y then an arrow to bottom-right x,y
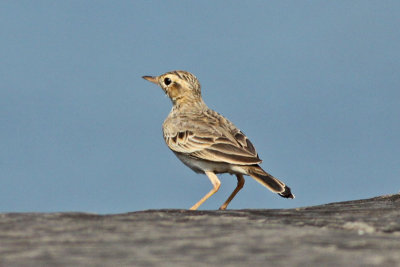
219,174 -> 245,210
190,171 -> 221,210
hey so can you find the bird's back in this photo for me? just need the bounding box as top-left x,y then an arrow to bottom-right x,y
163,105 -> 261,165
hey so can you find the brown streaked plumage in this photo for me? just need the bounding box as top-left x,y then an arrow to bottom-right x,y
142,70 -> 294,210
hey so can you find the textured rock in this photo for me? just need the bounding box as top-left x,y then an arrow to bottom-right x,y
1,194 -> 400,266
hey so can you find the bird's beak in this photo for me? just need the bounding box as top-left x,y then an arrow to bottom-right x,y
142,75 -> 158,85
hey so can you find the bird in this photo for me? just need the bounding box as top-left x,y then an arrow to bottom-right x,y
142,70 -> 294,210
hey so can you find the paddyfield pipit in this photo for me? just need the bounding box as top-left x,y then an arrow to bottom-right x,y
143,70 -> 294,210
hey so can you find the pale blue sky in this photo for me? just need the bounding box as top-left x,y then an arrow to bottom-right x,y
1,1 -> 399,213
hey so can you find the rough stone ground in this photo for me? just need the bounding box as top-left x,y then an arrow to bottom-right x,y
1,194 -> 399,266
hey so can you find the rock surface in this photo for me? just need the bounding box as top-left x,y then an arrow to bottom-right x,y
1,194 -> 400,266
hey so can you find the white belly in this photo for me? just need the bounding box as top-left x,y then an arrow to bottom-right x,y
174,152 -> 247,175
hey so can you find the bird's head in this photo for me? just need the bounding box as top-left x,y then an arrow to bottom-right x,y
142,70 -> 202,106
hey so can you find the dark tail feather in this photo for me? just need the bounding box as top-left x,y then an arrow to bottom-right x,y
246,165 -> 295,199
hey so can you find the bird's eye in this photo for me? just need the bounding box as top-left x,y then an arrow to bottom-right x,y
164,78 -> 172,85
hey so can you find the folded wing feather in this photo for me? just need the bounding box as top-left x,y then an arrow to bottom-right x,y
164,129 -> 262,165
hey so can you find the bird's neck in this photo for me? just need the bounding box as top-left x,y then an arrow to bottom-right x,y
172,97 -> 207,113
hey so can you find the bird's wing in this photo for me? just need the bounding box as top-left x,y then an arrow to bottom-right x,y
163,111 -> 262,165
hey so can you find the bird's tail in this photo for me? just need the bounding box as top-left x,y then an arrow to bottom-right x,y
246,165 -> 294,199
